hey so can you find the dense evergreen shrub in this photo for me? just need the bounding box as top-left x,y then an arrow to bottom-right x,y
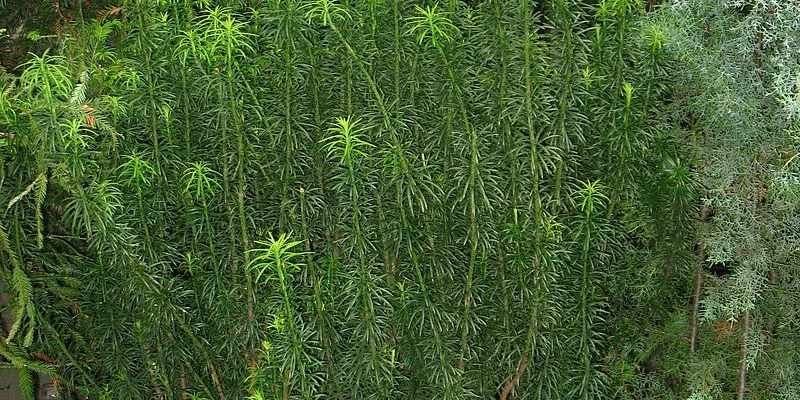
1,1 -> 791,399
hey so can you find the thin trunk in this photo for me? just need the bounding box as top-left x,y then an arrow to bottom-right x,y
690,264 -> 703,353
767,267 -> 779,339
227,50 -> 255,318
737,309 -> 750,400
41,319 -> 99,392
393,0 -> 401,102
146,62 -> 162,177
551,22 -> 575,213
280,7 -> 296,231
217,86 -> 235,272
376,193 -> 395,286
155,341 -> 173,399
500,355 -> 529,400
180,366 -> 187,400
330,20 -> 399,143
432,41 -> 478,371
178,320 -> 226,400
140,342 -> 163,399
185,361 -> 215,400
517,2 -> 546,389
180,70 -> 192,157
137,187 -> 152,255
502,302 -> 538,400
535,329 -> 554,400
202,200 -> 218,275
579,225 -> 593,400
300,188 -> 338,391
276,251 -> 300,400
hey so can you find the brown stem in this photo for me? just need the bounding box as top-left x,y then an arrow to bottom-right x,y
501,301 -> 539,399
180,366 -> 187,400
185,361 -> 215,400
737,309 -> 750,400
376,194 -> 394,286
178,320 -> 226,400
499,355 -> 529,400
690,265 -> 704,353
208,361 -> 225,400
767,267 -> 779,340
142,345 -> 163,399
40,319 -> 95,390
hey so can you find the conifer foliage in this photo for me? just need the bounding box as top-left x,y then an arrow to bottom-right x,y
0,0 -> 736,399
653,1 -> 800,399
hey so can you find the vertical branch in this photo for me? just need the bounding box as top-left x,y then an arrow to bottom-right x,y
280,6 -> 296,231
522,0 -> 543,226
393,0 -> 402,101
299,188 -> 338,391
548,0 -> 580,213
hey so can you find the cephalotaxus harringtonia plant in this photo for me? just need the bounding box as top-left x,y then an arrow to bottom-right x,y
182,161 -> 222,272
570,180 -> 614,400
0,0 -> 737,398
246,233 -> 318,399
118,153 -> 157,254
322,116 -> 396,397
408,6 -> 491,378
